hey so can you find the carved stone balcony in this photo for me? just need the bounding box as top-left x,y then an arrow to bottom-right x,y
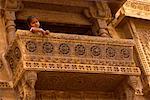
5,30 -> 140,94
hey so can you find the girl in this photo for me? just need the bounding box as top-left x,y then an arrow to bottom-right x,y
27,16 -> 49,35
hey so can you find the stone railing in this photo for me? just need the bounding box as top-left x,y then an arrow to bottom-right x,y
5,30 -> 141,86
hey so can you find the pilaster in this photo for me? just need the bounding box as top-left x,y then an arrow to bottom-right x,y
3,0 -> 23,45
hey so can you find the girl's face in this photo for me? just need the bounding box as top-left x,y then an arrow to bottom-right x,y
30,18 -> 40,28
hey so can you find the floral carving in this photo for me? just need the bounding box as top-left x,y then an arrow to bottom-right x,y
26,41 -> 37,52
121,48 -> 130,58
75,44 -> 85,56
90,46 -> 101,56
106,47 -> 116,58
59,43 -> 70,54
43,42 -> 53,53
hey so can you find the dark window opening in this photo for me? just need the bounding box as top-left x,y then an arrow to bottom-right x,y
15,20 -> 93,36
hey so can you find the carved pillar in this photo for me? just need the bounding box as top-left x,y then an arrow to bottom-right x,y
17,71 -> 37,100
94,18 -> 110,37
84,1 -> 111,37
125,76 -> 144,100
4,11 -> 16,45
4,0 -> 23,45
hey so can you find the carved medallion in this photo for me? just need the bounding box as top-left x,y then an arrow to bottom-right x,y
121,48 -> 130,58
26,41 -> 37,52
106,47 -> 116,57
43,42 -> 53,53
75,44 -> 85,56
59,43 -> 70,54
14,47 -> 21,59
90,46 -> 101,56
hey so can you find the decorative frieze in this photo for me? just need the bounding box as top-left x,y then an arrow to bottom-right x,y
23,61 -> 140,75
23,40 -> 133,60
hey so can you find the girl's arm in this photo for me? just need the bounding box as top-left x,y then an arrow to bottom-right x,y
30,27 -> 46,34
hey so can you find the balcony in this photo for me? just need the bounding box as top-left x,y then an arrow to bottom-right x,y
5,30 -> 140,94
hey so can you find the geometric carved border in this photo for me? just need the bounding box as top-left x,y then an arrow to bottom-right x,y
23,56 -> 135,67
24,61 -> 141,75
0,82 -> 11,88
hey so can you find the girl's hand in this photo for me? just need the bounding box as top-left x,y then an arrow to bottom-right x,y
45,30 -> 50,35
40,29 -> 47,36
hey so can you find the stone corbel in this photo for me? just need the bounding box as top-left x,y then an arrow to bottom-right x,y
95,1 -> 112,20
128,76 -> 143,95
127,76 -> 144,100
20,71 -> 37,100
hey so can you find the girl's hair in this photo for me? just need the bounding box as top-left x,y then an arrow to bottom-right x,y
27,16 -> 38,27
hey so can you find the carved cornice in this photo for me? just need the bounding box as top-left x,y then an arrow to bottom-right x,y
122,0 -> 150,20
